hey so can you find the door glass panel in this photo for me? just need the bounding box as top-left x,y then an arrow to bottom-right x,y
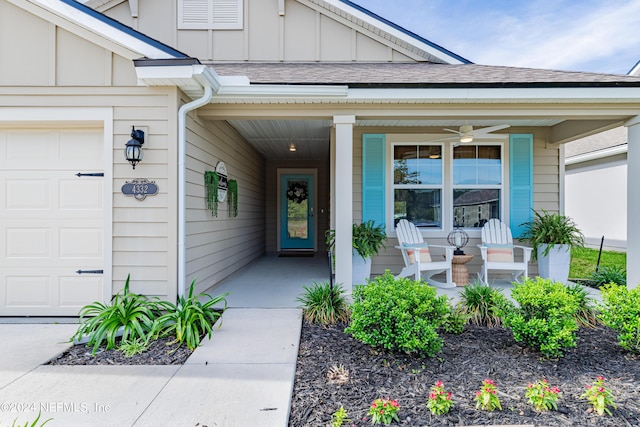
286,179 -> 308,239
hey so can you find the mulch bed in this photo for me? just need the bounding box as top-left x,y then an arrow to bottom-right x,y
289,321 -> 640,426
47,336 -> 193,366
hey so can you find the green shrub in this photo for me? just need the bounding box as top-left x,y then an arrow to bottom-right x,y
345,271 -> 450,356
296,281 -> 350,325
441,306 -> 468,335
590,265 -> 626,288
72,274 -> 160,355
457,281 -> 513,327
504,277 -> 579,358
599,283 -> 640,354
154,278 -> 228,351
565,283 -> 600,328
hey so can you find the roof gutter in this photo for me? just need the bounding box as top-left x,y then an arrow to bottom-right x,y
176,67 -> 215,298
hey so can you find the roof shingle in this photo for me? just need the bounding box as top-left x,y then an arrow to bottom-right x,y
208,62 -> 640,87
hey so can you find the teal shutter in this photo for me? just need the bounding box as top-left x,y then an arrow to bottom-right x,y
509,134 -> 533,238
362,134 -> 386,230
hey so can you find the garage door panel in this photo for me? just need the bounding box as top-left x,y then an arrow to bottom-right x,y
3,131 -> 55,166
58,131 -> 104,165
1,127 -> 105,316
59,276 -> 102,307
59,178 -> 103,210
6,228 -> 49,258
6,179 -> 50,210
59,228 -> 103,258
5,276 -> 51,307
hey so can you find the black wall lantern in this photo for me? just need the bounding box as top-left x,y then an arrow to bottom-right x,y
125,126 -> 145,169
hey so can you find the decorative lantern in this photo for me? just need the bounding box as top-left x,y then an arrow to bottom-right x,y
125,126 -> 145,169
447,227 -> 469,255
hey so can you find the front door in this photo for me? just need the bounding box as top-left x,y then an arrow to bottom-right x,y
280,174 -> 315,250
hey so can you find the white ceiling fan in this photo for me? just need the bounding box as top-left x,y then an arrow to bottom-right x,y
441,124 -> 511,144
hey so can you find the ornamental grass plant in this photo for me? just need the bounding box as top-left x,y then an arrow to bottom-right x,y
296,281 -> 350,325
72,274 -> 161,355
457,281 -> 512,327
154,278 -> 228,351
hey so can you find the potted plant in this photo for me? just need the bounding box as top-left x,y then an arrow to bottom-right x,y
326,220 -> 387,285
520,209 -> 584,284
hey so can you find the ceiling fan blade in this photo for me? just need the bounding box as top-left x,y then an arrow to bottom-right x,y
443,128 -> 464,136
473,134 -> 509,140
476,124 -> 511,134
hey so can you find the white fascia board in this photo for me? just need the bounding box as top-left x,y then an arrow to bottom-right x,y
346,87 -> 640,103
321,0 -> 466,64
213,84 -> 348,97
565,144 -> 627,165
29,0 -> 177,59
136,64 -> 348,98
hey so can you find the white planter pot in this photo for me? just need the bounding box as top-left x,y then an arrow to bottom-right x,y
537,243 -> 571,284
352,249 -> 372,285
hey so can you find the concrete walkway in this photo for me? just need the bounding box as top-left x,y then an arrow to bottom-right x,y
0,254 -> 601,426
0,254 -> 328,427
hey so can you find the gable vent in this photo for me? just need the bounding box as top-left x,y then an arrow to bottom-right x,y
179,0 -> 243,29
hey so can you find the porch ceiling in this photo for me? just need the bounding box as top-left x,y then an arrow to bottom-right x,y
227,118 -> 564,161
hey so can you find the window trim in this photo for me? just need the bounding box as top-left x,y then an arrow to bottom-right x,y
451,143 -> 505,230
386,134 -> 507,238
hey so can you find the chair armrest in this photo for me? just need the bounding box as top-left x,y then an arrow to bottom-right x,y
513,245 -> 533,262
477,244 -> 488,260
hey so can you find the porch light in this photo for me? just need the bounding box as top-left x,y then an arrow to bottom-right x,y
459,124 -> 474,143
125,126 -> 145,169
289,143 -> 297,152
447,227 -> 469,255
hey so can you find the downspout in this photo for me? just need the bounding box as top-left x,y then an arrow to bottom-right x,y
177,85 -> 213,298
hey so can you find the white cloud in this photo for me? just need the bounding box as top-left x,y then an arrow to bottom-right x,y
354,0 -> 640,74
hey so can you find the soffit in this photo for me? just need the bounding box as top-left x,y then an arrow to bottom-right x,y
227,118 -> 565,161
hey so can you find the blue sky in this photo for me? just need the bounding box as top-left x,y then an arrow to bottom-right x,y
352,0 -> 640,74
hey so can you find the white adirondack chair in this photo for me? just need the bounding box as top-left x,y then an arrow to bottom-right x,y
478,218 -> 532,284
395,219 -> 456,288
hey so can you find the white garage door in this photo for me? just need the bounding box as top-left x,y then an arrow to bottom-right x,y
0,128 -> 105,316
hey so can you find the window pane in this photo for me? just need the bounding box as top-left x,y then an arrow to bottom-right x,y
394,189 -> 441,228
394,145 -> 442,185
453,145 -> 501,185
453,189 -> 500,228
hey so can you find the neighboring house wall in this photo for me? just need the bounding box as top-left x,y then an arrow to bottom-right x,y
184,112 -> 266,294
564,127 -> 627,251
98,0 -> 426,62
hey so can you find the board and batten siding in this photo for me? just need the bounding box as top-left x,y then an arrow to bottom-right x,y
100,0 -> 419,63
353,129 -> 560,279
184,111 -> 266,295
0,1 -> 179,302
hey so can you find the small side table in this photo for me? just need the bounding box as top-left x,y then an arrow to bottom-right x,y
452,254 -> 474,286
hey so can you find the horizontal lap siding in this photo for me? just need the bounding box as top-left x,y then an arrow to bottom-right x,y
185,114 -> 266,295
111,92 -> 178,299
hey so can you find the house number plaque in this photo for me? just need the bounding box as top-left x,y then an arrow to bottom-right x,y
122,178 -> 158,201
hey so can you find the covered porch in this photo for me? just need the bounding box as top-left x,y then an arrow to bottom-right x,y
205,252 -> 603,308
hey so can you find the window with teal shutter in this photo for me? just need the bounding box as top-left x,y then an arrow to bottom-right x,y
510,134 -> 533,238
362,134 -> 386,230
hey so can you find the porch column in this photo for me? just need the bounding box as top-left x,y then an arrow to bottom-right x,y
333,115 -> 355,290
626,116 -> 640,289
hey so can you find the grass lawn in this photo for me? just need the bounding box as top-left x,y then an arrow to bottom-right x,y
569,246 -> 626,279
